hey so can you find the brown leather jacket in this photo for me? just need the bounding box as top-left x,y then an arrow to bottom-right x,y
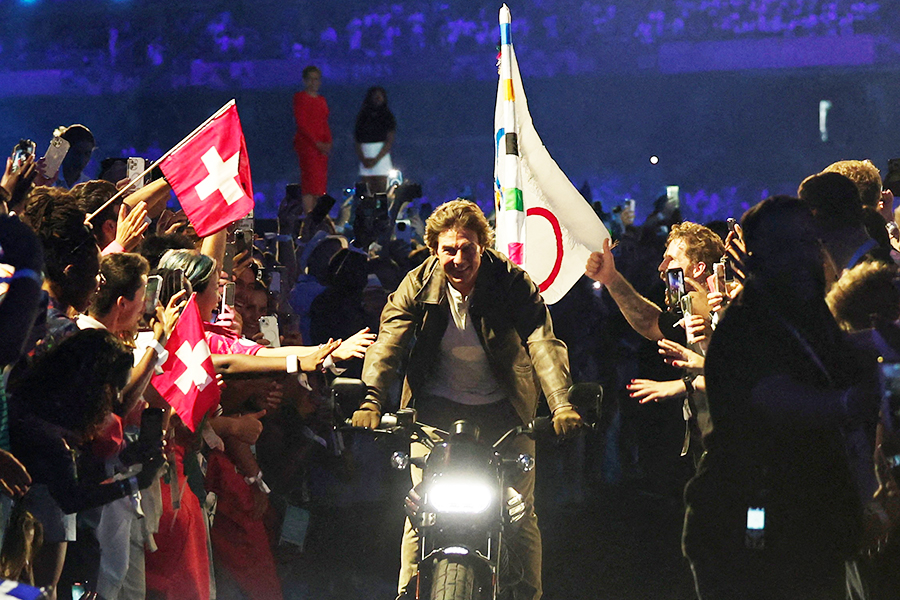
361,248 -> 572,425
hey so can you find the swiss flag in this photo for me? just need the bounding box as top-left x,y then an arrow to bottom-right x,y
159,101 -> 254,237
151,294 -> 220,432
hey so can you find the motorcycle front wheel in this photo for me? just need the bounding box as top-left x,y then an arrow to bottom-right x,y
429,557 -> 482,600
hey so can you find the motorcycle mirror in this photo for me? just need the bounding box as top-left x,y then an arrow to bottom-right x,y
331,377 -> 368,406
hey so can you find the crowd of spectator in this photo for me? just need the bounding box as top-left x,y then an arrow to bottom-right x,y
0,0 -> 889,82
1,98 -> 900,600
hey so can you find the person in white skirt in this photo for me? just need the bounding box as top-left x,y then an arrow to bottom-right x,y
354,86 -> 396,193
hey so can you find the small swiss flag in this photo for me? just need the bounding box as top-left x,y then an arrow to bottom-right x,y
159,101 -> 254,237
151,294 -> 220,432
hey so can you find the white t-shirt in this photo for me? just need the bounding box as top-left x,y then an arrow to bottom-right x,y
421,283 -> 505,406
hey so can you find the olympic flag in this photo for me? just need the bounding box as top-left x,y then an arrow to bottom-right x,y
494,4 -> 609,304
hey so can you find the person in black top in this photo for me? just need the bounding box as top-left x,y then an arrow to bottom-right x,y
9,329 -> 163,598
682,196 -> 878,600
354,86 -> 396,194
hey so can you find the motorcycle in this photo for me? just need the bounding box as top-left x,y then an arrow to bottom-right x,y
334,378 -> 602,600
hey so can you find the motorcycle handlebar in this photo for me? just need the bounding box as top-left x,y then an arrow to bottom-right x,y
342,411 -> 407,432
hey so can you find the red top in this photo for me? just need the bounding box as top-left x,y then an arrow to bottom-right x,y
293,91 -> 331,152
203,322 -> 265,356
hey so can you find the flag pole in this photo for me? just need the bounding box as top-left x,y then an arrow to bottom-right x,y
87,99 -> 236,223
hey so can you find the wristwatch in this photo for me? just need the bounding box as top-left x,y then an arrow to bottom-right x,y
682,373 -> 697,397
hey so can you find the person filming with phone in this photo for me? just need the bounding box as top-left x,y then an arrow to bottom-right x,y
682,196 -> 880,600
585,221 -> 724,458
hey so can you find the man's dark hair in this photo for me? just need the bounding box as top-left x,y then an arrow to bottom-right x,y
797,172 -> 863,230
57,124 -> 95,147
741,195 -> 819,279
138,233 -> 194,270
98,158 -> 127,182
72,180 -> 120,231
302,65 -> 321,80
91,252 -> 150,317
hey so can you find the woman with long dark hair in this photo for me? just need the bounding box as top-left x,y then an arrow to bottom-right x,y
10,329 -> 163,599
354,86 -> 396,193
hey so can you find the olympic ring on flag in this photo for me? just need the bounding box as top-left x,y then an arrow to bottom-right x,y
526,207 -> 563,292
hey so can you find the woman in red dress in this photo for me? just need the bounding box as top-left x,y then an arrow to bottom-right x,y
292,65 -> 332,216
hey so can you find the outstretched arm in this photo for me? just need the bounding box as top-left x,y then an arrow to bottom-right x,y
586,238 -> 663,341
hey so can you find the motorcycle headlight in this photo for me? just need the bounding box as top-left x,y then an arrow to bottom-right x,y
428,478 -> 493,514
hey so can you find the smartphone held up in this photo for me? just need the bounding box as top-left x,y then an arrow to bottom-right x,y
10,139 -> 35,174
666,267 -> 685,311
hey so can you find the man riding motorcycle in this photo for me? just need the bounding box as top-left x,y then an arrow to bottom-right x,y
352,199 -> 582,600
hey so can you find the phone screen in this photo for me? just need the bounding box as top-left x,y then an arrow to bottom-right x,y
221,282 -> 235,313
706,262 -> 726,294
746,507 -> 765,530
680,294 -> 693,316
666,186 -> 680,209
144,275 -> 162,316
881,362 -> 900,432
269,271 -> 281,294
173,268 -> 185,294
666,268 -> 685,309
222,243 -> 235,275
140,407 -> 165,445
11,139 -> 35,174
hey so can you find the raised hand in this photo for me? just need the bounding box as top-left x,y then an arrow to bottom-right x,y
300,338 -> 342,372
331,327 -> 377,361
585,237 -> 617,285
627,378 -> 686,404
231,410 -> 267,444
115,201 -> 149,251
154,289 -> 188,343
658,338 -> 705,372
1,155 -> 37,213
724,227 -> 747,284
0,449 -> 31,498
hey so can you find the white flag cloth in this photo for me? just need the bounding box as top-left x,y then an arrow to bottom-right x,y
494,4 -> 609,304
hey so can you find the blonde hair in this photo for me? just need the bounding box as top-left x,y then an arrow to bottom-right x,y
826,260 -> 900,331
666,222 -> 725,278
425,199 -> 494,251
823,160 -> 882,209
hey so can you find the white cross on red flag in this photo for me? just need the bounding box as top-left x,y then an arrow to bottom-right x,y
151,294 -> 220,432
159,101 -> 254,237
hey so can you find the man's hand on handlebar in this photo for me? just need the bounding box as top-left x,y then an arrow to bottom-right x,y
351,401 -> 382,429
551,405 -> 583,438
